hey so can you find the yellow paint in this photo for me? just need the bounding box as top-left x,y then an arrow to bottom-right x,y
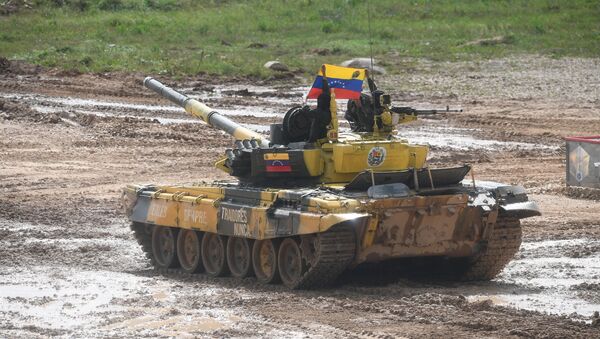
302,149 -> 324,176
318,64 -> 366,80
361,216 -> 379,249
327,88 -> 338,142
259,190 -> 278,203
380,110 -> 392,126
331,141 -> 427,174
214,157 -> 231,174
264,153 -> 289,161
184,99 -> 264,143
147,199 -> 178,226
177,200 -> 218,233
132,182 -> 371,239
184,100 -> 212,123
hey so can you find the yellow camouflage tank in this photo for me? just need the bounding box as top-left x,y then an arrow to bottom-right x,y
123,72 -> 540,289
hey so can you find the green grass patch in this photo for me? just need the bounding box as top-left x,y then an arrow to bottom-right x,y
1,0 -> 599,76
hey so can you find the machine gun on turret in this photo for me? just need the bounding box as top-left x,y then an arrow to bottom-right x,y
391,106 -> 463,115
345,78 -> 462,133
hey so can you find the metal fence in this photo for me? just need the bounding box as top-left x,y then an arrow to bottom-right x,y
565,136 -> 600,188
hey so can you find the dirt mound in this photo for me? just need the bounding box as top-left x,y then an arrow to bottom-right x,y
0,57 -> 10,72
0,97 -> 40,121
0,0 -> 32,15
563,186 -> 600,201
0,57 -> 41,75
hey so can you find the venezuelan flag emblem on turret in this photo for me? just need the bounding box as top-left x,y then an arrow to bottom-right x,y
307,64 -> 366,100
264,153 -> 292,172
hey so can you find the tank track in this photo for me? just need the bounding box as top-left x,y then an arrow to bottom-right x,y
130,222 -> 356,289
294,224 -> 356,289
130,222 -> 155,265
460,216 -> 522,281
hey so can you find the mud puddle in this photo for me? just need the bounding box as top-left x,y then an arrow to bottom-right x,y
2,92 -> 276,133
396,122 -> 559,152
184,83 -> 306,106
466,238 -> 600,321
0,266 -> 245,337
1,92 -> 281,119
2,91 -> 557,152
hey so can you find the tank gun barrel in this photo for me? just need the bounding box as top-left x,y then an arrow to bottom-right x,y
144,77 -> 269,147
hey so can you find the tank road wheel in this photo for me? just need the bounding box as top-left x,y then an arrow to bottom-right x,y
252,239 -> 279,284
176,229 -> 204,274
201,233 -> 229,277
152,226 -> 180,269
278,238 -> 304,289
226,237 -> 254,278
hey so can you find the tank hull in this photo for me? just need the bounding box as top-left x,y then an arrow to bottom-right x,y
124,181 -> 539,288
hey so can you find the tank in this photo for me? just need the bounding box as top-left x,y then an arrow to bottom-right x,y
123,66 -> 540,289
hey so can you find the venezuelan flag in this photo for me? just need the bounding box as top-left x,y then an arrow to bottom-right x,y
264,153 -> 292,172
307,64 -> 366,100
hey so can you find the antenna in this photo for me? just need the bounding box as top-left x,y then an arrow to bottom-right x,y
366,0 -> 378,133
366,0 -> 375,81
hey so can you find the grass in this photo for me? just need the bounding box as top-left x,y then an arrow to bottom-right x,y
0,0 -> 599,77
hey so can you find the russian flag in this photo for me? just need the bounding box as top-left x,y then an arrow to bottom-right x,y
307,64 -> 366,100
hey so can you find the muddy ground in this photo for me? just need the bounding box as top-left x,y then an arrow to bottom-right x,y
1,56 -> 599,338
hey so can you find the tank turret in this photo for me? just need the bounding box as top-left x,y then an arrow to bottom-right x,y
144,72 -> 466,188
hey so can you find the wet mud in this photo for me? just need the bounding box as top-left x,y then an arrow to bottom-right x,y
1,56 -> 600,337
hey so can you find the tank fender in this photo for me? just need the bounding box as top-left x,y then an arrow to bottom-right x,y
499,201 -> 541,219
129,194 -> 154,224
276,210 -> 369,236
463,180 -> 541,219
122,185 -> 160,223
319,213 -> 370,233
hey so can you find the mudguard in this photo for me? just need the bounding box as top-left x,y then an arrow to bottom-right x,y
464,180 -> 541,219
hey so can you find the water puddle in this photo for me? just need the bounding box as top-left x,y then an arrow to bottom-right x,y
467,238 -> 600,320
183,84 -> 306,106
4,93 -> 181,112
2,92 -> 280,119
0,265 -> 240,335
4,92 -> 557,151
0,267 -> 145,329
397,123 -> 557,151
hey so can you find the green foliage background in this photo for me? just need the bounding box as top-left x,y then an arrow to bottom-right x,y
1,0 -> 599,76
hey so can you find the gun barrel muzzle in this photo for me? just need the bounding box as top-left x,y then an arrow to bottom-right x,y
144,77 -> 189,107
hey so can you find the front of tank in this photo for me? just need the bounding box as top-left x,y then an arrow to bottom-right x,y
326,190 -> 500,266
